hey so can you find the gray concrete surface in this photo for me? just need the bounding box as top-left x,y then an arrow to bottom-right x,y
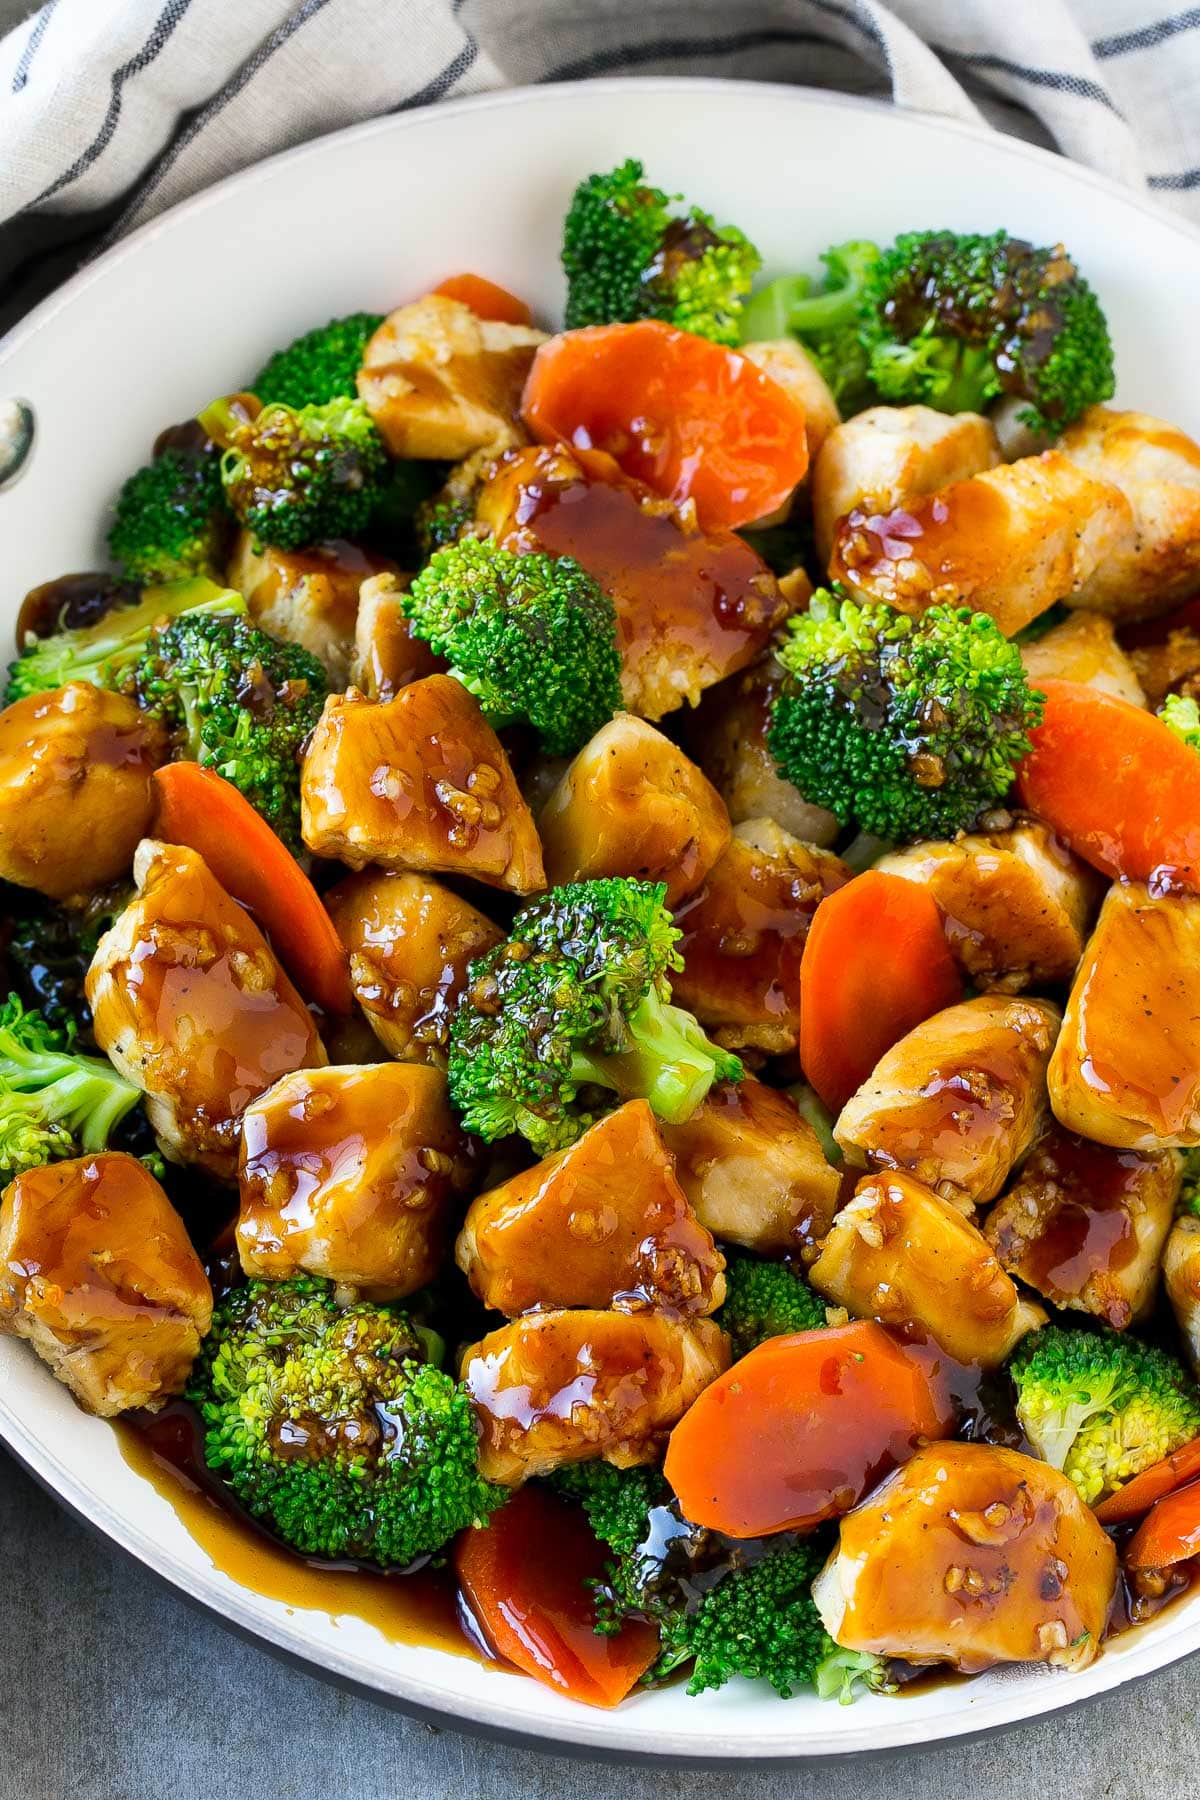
2,1443 -> 1198,1800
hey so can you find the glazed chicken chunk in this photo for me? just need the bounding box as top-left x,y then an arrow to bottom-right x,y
1059,407 -> 1200,621
809,1172 -> 1044,1367
225,531 -> 396,685
237,1062 -> 475,1299
681,656 -> 840,846
0,682 -> 165,899
0,1153 -> 212,1416
984,1126 -> 1180,1330
348,571 -> 443,702
475,443 -> 788,720
1049,881 -> 1200,1149
658,1077 -> 841,1251
742,338 -> 840,463
1019,609 -> 1146,707
1164,1215 -> 1200,1376
875,819 -> 1101,992
85,840 -> 325,1179
357,294 -> 546,460
671,820 -> 850,1055
829,450 -> 1132,637
300,675 -> 545,893
1128,625 -> 1200,711
813,1442 -> 1117,1674
537,713 -> 730,905
462,1308 -> 730,1485
455,1100 -> 725,1318
834,995 -> 1061,1210
325,869 -> 502,1066
812,403 -> 1001,566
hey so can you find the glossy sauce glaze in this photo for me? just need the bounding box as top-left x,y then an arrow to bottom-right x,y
1017,1133 -> 1142,1296
831,484 -> 1010,614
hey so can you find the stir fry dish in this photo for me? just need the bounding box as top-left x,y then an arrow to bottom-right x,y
7,162 -> 1200,1713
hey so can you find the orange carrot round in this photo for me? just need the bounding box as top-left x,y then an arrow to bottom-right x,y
1094,1435 -> 1200,1525
433,272 -> 533,326
1124,1476 -> 1200,1569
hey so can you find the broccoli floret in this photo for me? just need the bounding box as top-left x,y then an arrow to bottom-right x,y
4,577 -> 242,706
250,312 -> 383,408
5,889 -> 127,1045
768,587 -> 1043,841
557,1465 -> 888,1701
447,877 -> 743,1155
859,230 -> 1114,435
1180,1149 -> 1200,1219
404,537 -> 622,756
740,240 -> 880,415
414,493 -> 475,561
562,158 -> 760,346
198,395 -> 388,551
0,992 -> 140,1176
107,448 -> 230,585
1008,1324 -> 1200,1507
133,608 -> 327,851
1160,691 -> 1200,752
717,1253 -> 828,1360
188,1277 -> 503,1567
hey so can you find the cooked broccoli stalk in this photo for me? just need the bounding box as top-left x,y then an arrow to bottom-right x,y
4,577 -> 241,706
554,1463 -> 888,1701
198,394 -> 388,551
1008,1324 -> 1200,1507
562,158 -> 760,345
133,608 -> 327,851
5,888 -> 127,1045
447,877 -> 744,1155
717,1253 -> 828,1359
250,312 -> 383,408
405,537 -> 622,756
740,240 -> 880,415
107,447 -> 230,585
1160,691 -> 1200,752
0,992 -> 140,1176
860,230 -> 1114,434
768,588 -> 1043,841
414,493 -> 475,561
188,1277 -> 503,1567
786,1081 -> 842,1164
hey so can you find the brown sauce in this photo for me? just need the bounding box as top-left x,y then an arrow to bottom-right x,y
1017,1133 -> 1143,1298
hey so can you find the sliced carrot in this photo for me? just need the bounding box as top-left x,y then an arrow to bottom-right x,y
663,1321 -> 955,1539
455,1485 -> 659,1707
799,869 -> 962,1114
1015,678 -> 1200,890
433,273 -> 533,326
522,319 -> 809,530
1124,1476 -> 1200,1569
1093,1436 -> 1200,1525
151,762 -> 353,1016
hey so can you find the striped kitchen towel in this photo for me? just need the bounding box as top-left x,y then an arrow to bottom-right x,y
1,0 -> 1198,330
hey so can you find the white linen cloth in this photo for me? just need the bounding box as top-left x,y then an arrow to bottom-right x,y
1,0 -> 1198,329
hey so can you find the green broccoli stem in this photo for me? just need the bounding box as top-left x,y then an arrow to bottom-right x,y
0,1041 -> 141,1150
931,339 -> 997,414
579,986 -> 743,1124
813,1644 -> 892,1704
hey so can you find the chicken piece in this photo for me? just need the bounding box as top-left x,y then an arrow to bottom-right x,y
813,1441 -> 1117,1674
1049,881 -> 1200,1150
0,1153 -> 212,1416
300,676 -> 545,894
984,1126 -> 1180,1330
1059,408 -> 1200,621
456,1100 -> 725,1318
537,714 -> 730,905
1164,1215 -> 1200,1375
830,450 -> 1133,638
1019,609 -> 1146,706
0,682 -> 166,900
658,1077 -> 841,1251
237,1063 -> 474,1300
742,339 -> 840,464
1128,625 -> 1200,711
812,404 -> 1001,566
809,1172 -> 1043,1365
348,571 -> 443,701
680,656 -> 840,846
357,294 -> 546,461
225,530 -> 396,685
875,818 -> 1101,993
85,840 -> 325,1179
462,1308 -> 729,1485
671,821 -> 851,1054
475,443 -> 788,721
324,869 -> 501,1067
834,995 -> 1061,1210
